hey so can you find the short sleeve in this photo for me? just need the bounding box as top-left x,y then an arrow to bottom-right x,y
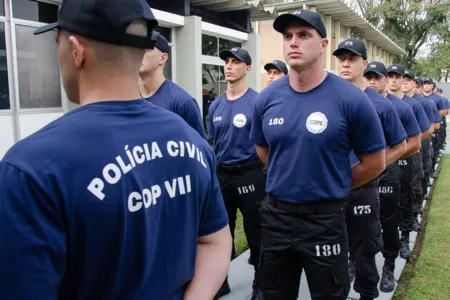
198,156 -> 228,237
436,97 -> 446,110
207,103 -> 216,141
383,105 -> 407,147
349,95 -> 386,155
0,162 -> 65,299
401,105 -> 421,138
179,98 -> 207,139
425,101 -> 441,123
414,102 -> 431,132
250,94 -> 269,147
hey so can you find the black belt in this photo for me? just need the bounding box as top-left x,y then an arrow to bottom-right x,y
270,194 -> 344,214
217,159 -> 261,173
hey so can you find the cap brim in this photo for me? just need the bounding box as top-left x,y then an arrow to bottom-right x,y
219,50 -> 244,63
364,70 -> 385,77
332,48 -> 365,59
264,63 -> 280,72
387,71 -> 404,76
33,22 -> 59,35
404,74 -> 414,79
273,14 -> 315,35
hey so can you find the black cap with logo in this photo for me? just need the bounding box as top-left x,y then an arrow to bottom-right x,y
33,0 -> 158,49
364,61 -> 387,77
152,31 -> 169,53
387,64 -> 405,76
423,78 -> 434,85
414,77 -> 424,86
264,60 -> 288,75
273,9 -> 327,38
333,38 -> 367,60
219,47 -> 252,65
404,69 -> 414,79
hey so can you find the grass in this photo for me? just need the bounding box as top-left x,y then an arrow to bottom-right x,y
234,211 -> 248,256
395,155 -> 450,300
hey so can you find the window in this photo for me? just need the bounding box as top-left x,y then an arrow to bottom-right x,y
0,0 -> 4,16
0,23 -> 9,110
202,34 -> 242,57
12,0 -> 58,23
16,25 -> 61,109
202,64 -> 226,132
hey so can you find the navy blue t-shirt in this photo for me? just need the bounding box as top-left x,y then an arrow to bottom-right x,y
0,100 -> 228,300
208,88 -> 259,165
386,93 -> 421,138
413,93 -> 441,123
145,80 -> 206,139
424,92 -> 446,111
250,74 -> 386,203
442,97 -> 450,109
402,95 -> 431,132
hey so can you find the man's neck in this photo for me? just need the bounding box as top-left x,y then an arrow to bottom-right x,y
226,79 -> 248,100
423,91 -> 432,96
390,90 -> 404,99
289,62 -> 327,93
405,90 -> 415,98
381,91 -> 388,98
139,71 -> 166,98
349,78 -> 366,92
78,74 -> 142,106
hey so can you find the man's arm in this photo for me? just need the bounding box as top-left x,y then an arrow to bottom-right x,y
0,162 -> 65,299
434,122 -> 441,131
183,226 -> 232,300
385,140 -> 406,166
421,126 -> 433,140
439,109 -> 446,117
401,134 -> 421,159
255,144 -> 269,169
351,150 -> 386,189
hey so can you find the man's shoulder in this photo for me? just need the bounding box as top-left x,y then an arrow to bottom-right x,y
164,80 -> 197,105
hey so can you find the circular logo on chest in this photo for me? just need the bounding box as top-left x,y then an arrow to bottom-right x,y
233,113 -> 247,128
306,112 -> 328,134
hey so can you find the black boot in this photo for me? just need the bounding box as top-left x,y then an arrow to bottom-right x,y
348,258 -> 356,282
399,233 -> 412,259
379,260 -> 396,292
248,278 -> 265,300
413,218 -> 421,232
214,278 -> 231,300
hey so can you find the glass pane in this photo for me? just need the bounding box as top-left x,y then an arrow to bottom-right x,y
163,47 -> 172,81
219,38 -> 242,54
0,0 -> 4,16
16,25 -> 61,109
218,66 -> 227,95
154,26 -> 171,43
202,34 -> 218,56
0,23 -> 9,110
202,64 -> 221,133
12,0 -> 58,23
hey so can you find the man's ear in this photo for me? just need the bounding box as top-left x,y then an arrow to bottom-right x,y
68,35 -> 86,69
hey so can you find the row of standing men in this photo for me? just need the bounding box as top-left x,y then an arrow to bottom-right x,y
0,2 -> 448,299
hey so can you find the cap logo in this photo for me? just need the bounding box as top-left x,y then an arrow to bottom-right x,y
293,10 -> 302,15
344,41 -> 353,46
231,48 -> 238,52
370,64 -> 376,68
392,66 -> 397,70
272,61 -> 278,64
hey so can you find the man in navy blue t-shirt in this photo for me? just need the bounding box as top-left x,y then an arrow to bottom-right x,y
250,10 -> 386,300
334,39 -> 406,300
363,61 -> 421,293
207,47 -> 267,300
387,64 -> 431,261
139,31 -> 206,139
264,60 -> 288,86
436,88 -> 449,148
0,1 -> 232,299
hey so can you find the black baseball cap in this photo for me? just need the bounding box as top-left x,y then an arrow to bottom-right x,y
264,60 -> 288,75
33,0 -> 158,49
414,77 -> 423,86
423,78 -> 434,84
404,69 -> 414,79
219,47 -> 252,65
333,38 -> 367,59
364,61 -> 387,77
273,9 -> 327,38
152,31 -> 169,53
387,64 -> 405,76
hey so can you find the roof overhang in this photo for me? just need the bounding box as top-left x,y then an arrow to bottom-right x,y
264,0 -> 406,56
191,0 -> 278,21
